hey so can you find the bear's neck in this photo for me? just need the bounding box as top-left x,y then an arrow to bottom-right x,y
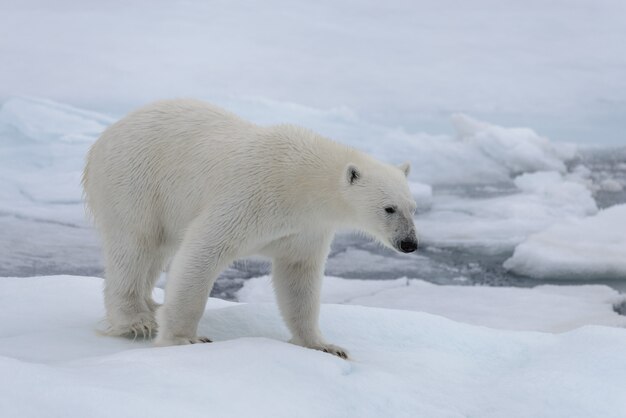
278,131 -> 360,227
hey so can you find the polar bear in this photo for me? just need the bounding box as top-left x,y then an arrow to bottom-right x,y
83,99 -> 418,359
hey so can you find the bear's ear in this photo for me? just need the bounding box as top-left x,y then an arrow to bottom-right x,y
346,164 -> 360,185
398,161 -> 411,177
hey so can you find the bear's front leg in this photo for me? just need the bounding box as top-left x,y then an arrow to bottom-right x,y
272,253 -> 349,360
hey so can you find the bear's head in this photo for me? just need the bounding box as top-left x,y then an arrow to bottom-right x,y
340,160 -> 418,253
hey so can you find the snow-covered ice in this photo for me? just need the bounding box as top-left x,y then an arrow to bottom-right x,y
1,275 -> 626,418
238,275 -> 626,332
505,204 -> 626,280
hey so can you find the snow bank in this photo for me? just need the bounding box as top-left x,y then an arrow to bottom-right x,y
504,204 -> 626,280
237,275 -> 626,332
1,275 -> 626,418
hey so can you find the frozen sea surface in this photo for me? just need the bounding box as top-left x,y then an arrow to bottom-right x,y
1,97 -> 625,298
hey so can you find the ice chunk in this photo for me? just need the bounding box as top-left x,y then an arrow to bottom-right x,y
416,171 -> 597,250
504,204 -> 626,280
513,171 -> 598,214
452,114 -> 577,175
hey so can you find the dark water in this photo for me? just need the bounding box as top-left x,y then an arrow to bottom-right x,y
2,148 -> 625,300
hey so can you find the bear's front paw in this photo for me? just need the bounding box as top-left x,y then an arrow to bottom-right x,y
307,342 -> 349,360
290,337 -> 350,359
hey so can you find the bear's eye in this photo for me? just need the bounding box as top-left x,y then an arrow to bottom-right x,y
384,206 -> 396,214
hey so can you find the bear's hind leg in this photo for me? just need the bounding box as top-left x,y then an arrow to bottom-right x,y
102,235 -> 162,339
155,219 -> 235,346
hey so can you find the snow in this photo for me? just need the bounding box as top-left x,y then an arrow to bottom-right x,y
2,275 -> 626,418
237,275 -> 626,332
504,204 -> 626,280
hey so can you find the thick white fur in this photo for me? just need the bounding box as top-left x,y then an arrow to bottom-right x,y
83,99 -> 417,359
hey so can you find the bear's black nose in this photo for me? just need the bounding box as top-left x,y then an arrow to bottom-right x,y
399,239 -> 417,253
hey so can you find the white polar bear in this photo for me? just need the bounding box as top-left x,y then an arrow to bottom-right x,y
83,99 -> 418,359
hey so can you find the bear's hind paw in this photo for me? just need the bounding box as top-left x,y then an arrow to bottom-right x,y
104,313 -> 157,340
154,335 -> 212,346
